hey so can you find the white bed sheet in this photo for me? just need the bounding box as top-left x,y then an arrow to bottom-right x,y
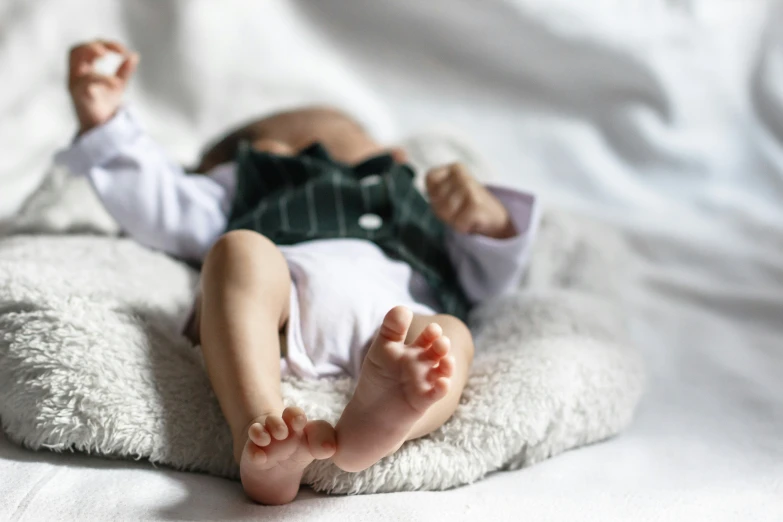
1,1 -> 782,520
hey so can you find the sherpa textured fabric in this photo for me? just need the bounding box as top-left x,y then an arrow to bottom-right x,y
0,209 -> 644,494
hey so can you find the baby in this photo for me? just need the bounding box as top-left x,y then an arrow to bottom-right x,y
56,40 -> 539,504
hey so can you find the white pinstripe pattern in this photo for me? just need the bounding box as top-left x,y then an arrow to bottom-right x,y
229,152 -> 470,318
396,179 -> 415,223
359,180 -> 374,239
387,171 -> 395,197
272,154 -> 295,232
332,170 -> 346,237
359,182 -> 370,213
305,179 -> 318,235
386,172 -> 396,230
417,192 -> 431,263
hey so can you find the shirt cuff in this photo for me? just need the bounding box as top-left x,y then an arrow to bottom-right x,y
53,107 -> 143,175
447,185 -> 540,253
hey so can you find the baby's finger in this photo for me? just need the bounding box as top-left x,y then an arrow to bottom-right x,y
434,190 -> 467,224
72,73 -> 122,94
425,166 -> 453,197
69,43 -> 106,80
429,177 -> 460,204
69,42 -> 103,62
450,201 -> 480,234
448,163 -> 473,182
426,166 -> 450,186
71,41 -> 115,64
98,39 -> 130,55
116,53 -> 140,83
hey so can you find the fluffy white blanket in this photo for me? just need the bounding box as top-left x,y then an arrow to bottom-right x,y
0,202 -> 643,493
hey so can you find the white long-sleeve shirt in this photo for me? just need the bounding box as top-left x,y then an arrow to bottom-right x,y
54,107 -> 540,305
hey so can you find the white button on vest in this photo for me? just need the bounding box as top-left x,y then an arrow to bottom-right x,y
359,174 -> 382,186
358,213 -> 383,230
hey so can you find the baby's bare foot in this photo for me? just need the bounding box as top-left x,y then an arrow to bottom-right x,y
239,406 -> 336,505
332,306 -> 455,472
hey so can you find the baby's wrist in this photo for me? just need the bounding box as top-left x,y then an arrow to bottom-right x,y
475,195 -> 516,239
76,110 -> 114,137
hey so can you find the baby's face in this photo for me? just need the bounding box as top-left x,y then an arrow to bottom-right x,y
197,107 -> 405,172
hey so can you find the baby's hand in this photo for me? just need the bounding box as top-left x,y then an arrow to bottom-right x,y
426,163 -> 516,239
68,40 -> 139,135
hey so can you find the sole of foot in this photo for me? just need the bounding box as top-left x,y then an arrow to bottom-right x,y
332,306 -> 455,472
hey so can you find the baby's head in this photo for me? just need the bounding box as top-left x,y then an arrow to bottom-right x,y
196,106 -> 405,173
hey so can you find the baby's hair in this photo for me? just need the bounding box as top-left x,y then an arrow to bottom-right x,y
193,120 -> 268,174
193,106 -> 367,174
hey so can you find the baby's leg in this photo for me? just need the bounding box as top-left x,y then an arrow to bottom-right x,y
332,307 -> 473,472
199,230 -> 335,504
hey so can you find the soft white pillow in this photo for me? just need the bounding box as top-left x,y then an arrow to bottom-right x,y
0,211 -> 644,493
2,165 -> 119,236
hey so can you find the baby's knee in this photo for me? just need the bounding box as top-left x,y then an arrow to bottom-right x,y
207,230 -> 279,264
204,230 -> 290,283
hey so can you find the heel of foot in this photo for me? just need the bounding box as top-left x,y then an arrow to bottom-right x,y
241,471 -> 302,505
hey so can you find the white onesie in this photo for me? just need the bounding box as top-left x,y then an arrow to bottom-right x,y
54,107 -> 540,379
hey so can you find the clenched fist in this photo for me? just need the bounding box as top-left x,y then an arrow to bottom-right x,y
426,163 -> 516,239
68,40 -> 139,135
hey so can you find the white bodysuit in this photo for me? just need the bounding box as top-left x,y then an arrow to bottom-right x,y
54,107 -> 540,379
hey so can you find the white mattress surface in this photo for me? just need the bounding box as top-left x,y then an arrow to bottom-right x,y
1,1 -> 782,520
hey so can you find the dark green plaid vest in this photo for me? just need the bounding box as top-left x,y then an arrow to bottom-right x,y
226,142 -> 470,320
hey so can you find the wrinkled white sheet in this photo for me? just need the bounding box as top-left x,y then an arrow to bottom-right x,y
1,0 -> 782,520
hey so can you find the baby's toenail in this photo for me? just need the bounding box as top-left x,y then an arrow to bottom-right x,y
295,415 -> 306,423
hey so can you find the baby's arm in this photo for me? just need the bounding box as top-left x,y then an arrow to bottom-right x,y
55,40 -> 230,261
426,164 -> 540,304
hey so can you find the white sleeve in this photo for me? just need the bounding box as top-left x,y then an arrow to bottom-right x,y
445,186 -> 540,305
53,107 -> 234,261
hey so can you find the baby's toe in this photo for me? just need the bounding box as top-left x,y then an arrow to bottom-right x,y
431,336 -> 450,357
282,406 -> 307,434
248,422 -> 272,447
378,306 -> 414,343
244,439 -> 268,464
421,335 -> 450,362
304,420 -> 336,460
427,377 -> 450,401
428,355 -> 455,381
412,322 -> 442,349
265,415 -> 289,441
